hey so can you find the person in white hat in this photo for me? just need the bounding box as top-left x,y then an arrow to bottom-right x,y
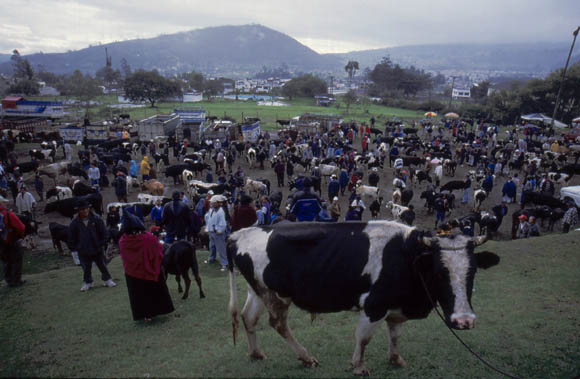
205,195 -> 228,271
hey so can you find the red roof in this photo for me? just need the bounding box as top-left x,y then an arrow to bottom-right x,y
2,96 -> 23,109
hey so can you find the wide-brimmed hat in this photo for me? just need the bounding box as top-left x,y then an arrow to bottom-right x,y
518,215 -> 528,221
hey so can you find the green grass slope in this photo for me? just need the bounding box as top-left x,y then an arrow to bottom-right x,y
1,232 -> 578,378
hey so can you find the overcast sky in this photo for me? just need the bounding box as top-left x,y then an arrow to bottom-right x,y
1,0 -> 579,55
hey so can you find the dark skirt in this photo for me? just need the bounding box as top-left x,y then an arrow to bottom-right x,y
125,273 -> 174,321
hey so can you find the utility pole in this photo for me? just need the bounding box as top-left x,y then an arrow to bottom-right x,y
448,76 -> 456,108
329,76 -> 334,95
551,26 -> 580,129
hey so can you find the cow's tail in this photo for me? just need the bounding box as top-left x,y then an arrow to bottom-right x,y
226,238 -> 239,345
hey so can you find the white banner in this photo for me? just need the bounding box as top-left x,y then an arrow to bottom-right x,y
241,122 -> 260,142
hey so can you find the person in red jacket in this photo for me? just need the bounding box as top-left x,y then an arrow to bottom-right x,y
0,198 -> 26,287
231,195 -> 258,231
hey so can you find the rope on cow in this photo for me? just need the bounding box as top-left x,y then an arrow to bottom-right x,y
415,267 -> 521,379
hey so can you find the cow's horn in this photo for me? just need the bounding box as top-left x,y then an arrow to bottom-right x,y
473,235 -> 488,247
422,237 -> 435,247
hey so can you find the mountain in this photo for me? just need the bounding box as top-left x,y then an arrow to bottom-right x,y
0,24 -> 338,77
328,43 -> 579,77
0,25 -> 576,79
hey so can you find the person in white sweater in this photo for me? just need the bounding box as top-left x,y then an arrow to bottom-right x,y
88,162 -> 101,191
15,186 -> 36,216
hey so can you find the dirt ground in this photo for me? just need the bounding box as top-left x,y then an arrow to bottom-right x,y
10,129 -> 580,259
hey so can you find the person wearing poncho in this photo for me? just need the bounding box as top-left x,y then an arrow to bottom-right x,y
119,213 -> 174,321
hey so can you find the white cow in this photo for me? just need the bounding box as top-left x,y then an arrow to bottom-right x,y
355,183 -> 380,201
246,148 -> 257,169
137,193 -> 165,205
245,178 -> 267,197
319,164 -> 339,181
386,201 -> 414,226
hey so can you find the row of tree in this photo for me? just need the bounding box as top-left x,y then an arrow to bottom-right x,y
460,62 -> 580,124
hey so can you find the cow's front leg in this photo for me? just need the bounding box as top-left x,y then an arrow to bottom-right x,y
387,320 -> 407,367
263,291 -> 317,367
175,274 -> 183,293
351,313 -> 384,376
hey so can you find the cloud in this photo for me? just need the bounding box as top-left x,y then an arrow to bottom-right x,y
0,0 -> 578,55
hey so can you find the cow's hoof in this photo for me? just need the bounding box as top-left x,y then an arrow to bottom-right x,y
249,351 -> 266,360
300,357 -> 318,368
353,366 -> 369,376
200,292 -> 206,299
389,354 -> 407,367
178,288 -> 183,293
181,294 -> 189,300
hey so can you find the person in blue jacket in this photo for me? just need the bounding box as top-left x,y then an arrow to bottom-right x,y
327,174 -> 340,201
482,172 -> 494,194
501,177 -> 517,203
289,178 -> 322,222
129,160 -> 138,178
339,168 -> 349,196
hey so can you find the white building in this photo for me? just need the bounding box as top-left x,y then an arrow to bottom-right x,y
452,88 -> 471,99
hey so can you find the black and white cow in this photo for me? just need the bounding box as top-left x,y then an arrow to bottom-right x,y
226,221 -> 499,375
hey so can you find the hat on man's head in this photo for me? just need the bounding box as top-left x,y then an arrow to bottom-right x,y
518,214 -> 528,221
76,200 -> 90,210
210,194 -> 227,204
120,212 -> 145,235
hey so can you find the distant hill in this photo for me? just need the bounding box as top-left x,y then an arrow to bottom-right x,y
0,25 -> 575,79
328,43 -> 580,77
0,25 -> 338,77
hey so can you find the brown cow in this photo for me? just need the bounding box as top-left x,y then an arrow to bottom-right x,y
142,179 -> 164,196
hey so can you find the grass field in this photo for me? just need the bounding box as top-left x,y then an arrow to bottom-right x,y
79,95 -> 427,131
1,232 -> 579,378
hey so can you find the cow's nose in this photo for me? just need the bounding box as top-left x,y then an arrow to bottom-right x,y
451,314 -> 476,329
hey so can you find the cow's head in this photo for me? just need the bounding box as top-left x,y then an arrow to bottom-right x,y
419,234 -> 499,330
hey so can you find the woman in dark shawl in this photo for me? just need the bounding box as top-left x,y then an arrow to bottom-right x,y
118,212 -> 174,322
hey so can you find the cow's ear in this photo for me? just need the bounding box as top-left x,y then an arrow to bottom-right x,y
475,251 -> 500,269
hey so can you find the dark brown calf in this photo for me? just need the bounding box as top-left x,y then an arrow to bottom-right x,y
162,240 -> 205,300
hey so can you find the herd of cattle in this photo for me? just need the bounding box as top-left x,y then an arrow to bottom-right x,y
5,121 -> 580,375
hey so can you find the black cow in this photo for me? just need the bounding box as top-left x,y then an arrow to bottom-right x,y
411,170 -> 432,186
16,213 -> 39,249
474,189 -> 487,209
72,181 -> 97,196
44,193 -> 103,218
440,180 -> 466,193
67,164 -> 88,179
162,241 -> 206,300
559,164 -> 580,177
521,190 -> 566,209
165,164 -> 192,184
226,222 -> 499,375
12,161 -> 39,174
402,156 -> 425,167
49,222 -> 70,253
255,178 -> 271,196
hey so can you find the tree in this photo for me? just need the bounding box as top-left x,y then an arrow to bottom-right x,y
345,60 -> 359,88
343,90 -> 358,114
203,79 -> 224,101
181,71 -> 205,92
8,80 -> 39,96
64,70 -> 103,111
281,74 -> 327,99
470,80 -> 491,100
11,49 -> 34,80
120,58 -> 132,79
124,70 -> 182,107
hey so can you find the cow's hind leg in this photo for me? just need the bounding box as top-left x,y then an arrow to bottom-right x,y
386,320 -> 407,367
175,274 -> 183,294
242,287 -> 266,360
351,313 -> 385,376
181,270 -> 191,300
263,289 -> 318,367
193,271 -> 205,298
